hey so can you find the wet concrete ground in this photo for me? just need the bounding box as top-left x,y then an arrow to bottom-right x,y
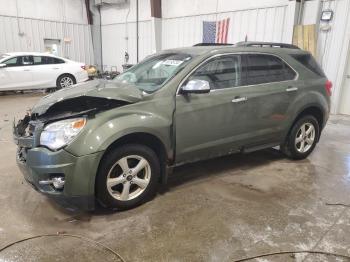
0,93 -> 350,261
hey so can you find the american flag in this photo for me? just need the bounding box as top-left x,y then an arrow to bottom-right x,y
202,18 -> 230,43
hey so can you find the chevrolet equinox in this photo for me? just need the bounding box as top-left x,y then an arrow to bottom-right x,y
14,42 -> 332,210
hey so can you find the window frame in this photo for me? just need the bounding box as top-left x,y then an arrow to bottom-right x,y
177,52 -> 298,95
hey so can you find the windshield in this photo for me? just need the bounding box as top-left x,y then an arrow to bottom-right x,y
114,53 -> 192,93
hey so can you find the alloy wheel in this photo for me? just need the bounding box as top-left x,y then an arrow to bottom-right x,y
295,122 -> 315,153
106,155 -> 151,201
60,76 -> 74,88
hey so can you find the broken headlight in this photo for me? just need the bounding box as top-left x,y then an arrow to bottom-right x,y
40,118 -> 86,150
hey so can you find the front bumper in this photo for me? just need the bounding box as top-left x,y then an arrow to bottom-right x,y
14,120 -> 104,210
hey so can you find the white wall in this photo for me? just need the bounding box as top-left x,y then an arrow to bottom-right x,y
301,0 -> 321,25
302,0 -> 350,114
316,0 -> 350,114
100,0 -> 154,71
163,0 -> 291,18
0,0 -> 94,64
100,0 -> 297,71
162,3 -> 296,49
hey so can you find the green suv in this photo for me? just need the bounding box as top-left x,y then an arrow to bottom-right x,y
14,42 -> 332,210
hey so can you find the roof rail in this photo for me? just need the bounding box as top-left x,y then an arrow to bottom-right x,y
193,43 -> 233,46
235,41 -> 299,49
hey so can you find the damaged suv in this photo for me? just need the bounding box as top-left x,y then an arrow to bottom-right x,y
14,42 -> 331,210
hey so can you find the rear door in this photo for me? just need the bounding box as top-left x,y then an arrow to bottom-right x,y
31,56 -> 65,88
0,56 -> 34,90
238,53 -> 298,147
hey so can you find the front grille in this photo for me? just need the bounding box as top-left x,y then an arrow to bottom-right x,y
14,115 -> 42,149
28,122 -> 36,136
17,147 -> 28,162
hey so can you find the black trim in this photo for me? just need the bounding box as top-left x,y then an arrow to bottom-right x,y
236,41 -> 299,49
193,43 -> 233,46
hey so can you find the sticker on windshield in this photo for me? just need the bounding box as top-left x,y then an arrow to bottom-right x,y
161,60 -> 184,66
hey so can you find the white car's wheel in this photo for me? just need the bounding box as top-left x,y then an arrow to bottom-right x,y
56,74 -> 76,89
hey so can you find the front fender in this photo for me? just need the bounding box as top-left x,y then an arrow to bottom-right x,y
65,110 -> 172,157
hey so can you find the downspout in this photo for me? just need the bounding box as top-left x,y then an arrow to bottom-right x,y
99,5 -> 103,69
15,0 -> 24,36
125,2 -> 131,53
297,0 -> 305,25
136,0 -> 139,63
87,0 -> 103,70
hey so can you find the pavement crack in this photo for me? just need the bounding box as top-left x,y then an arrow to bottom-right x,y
301,206 -> 348,262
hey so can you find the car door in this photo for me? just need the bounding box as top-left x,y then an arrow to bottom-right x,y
175,54 -> 253,163
31,56 -> 65,88
0,56 -> 34,90
236,53 -> 298,148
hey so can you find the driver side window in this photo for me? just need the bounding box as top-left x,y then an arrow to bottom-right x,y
3,57 -> 19,67
189,55 -> 242,90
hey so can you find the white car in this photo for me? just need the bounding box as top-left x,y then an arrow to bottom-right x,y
0,52 -> 89,91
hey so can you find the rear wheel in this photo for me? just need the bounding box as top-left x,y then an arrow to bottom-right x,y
281,115 -> 320,160
96,144 -> 160,210
56,74 -> 76,89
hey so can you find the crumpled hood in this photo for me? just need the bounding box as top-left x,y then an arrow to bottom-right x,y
32,80 -> 143,115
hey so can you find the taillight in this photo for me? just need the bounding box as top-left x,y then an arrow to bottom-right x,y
325,80 -> 332,96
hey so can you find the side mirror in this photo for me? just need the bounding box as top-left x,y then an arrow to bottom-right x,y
181,79 -> 210,94
0,63 -> 6,68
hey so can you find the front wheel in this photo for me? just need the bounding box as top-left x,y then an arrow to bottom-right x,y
96,144 -> 160,210
281,115 -> 320,160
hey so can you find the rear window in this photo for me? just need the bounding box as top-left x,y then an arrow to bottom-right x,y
292,54 -> 325,77
243,54 -> 296,85
33,56 -> 65,65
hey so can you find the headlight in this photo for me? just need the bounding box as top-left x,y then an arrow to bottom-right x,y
40,118 -> 86,150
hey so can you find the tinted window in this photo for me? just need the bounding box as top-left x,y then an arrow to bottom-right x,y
244,54 -> 295,85
292,54 -> 325,77
3,56 -> 35,66
33,56 -> 43,65
189,55 -> 241,90
3,57 -> 19,67
33,56 -> 65,65
52,57 -> 65,64
19,56 -> 33,66
284,63 -> 296,80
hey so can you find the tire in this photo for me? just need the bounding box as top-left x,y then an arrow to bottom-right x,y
96,144 -> 160,210
56,74 -> 76,89
281,115 -> 320,160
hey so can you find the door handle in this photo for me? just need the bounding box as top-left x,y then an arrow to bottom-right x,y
52,67 -> 59,70
232,97 -> 247,103
23,69 -> 31,71
286,87 -> 298,92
